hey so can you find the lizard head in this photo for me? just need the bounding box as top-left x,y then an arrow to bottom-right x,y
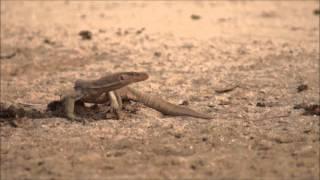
74,72 -> 149,92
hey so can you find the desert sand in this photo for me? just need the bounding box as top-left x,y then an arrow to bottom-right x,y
1,1 -> 319,179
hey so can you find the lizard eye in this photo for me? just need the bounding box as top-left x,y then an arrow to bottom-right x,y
119,75 -> 125,81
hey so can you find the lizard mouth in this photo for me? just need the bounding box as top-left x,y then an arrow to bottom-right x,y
136,73 -> 149,81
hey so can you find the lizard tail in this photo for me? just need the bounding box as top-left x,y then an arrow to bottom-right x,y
127,88 -> 213,119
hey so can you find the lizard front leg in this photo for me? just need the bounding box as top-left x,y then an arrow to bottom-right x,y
62,96 -> 85,123
61,87 -> 87,123
108,91 -> 123,120
62,96 -> 76,120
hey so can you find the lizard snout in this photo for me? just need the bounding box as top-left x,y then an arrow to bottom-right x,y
139,73 -> 149,81
119,72 -> 149,83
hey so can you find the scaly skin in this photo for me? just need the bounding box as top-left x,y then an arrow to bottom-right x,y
123,87 -> 213,119
80,86 -> 213,120
61,72 -> 149,121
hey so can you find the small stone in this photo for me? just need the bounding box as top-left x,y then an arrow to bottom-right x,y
174,133 -> 182,139
191,14 -> 201,20
256,102 -> 266,107
297,84 -> 308,92
136,27 -> 145,35
202,137 -> 208,142
43,38 -> 55,45
79,30 -> 92,40
190,164 -> 197,170
154,51 -> 161,57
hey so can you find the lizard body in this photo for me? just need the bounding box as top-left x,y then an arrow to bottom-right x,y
76,86 -> 213,119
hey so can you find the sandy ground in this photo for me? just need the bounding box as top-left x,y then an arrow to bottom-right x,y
1,1 -> 319,180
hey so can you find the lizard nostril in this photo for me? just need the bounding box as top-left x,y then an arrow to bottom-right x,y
119,75 -> 125,81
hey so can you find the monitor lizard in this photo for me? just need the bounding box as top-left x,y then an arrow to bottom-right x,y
60,72 -> 213,121
61,72 -> 149,121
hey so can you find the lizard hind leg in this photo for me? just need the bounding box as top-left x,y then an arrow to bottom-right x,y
108,91 -> 123,120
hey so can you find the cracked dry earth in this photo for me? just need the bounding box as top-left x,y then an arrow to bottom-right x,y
1,1 -> 319,180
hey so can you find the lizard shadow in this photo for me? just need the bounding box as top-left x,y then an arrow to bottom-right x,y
0,100 -> 139,127
47,100 -> 140,121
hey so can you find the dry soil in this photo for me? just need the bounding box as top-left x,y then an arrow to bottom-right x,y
0,1 -> 319,180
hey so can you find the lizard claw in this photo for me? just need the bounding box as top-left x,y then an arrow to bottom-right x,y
66,114 -> 87,124
109,108 -> 122,120
75,117 -> 88,125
